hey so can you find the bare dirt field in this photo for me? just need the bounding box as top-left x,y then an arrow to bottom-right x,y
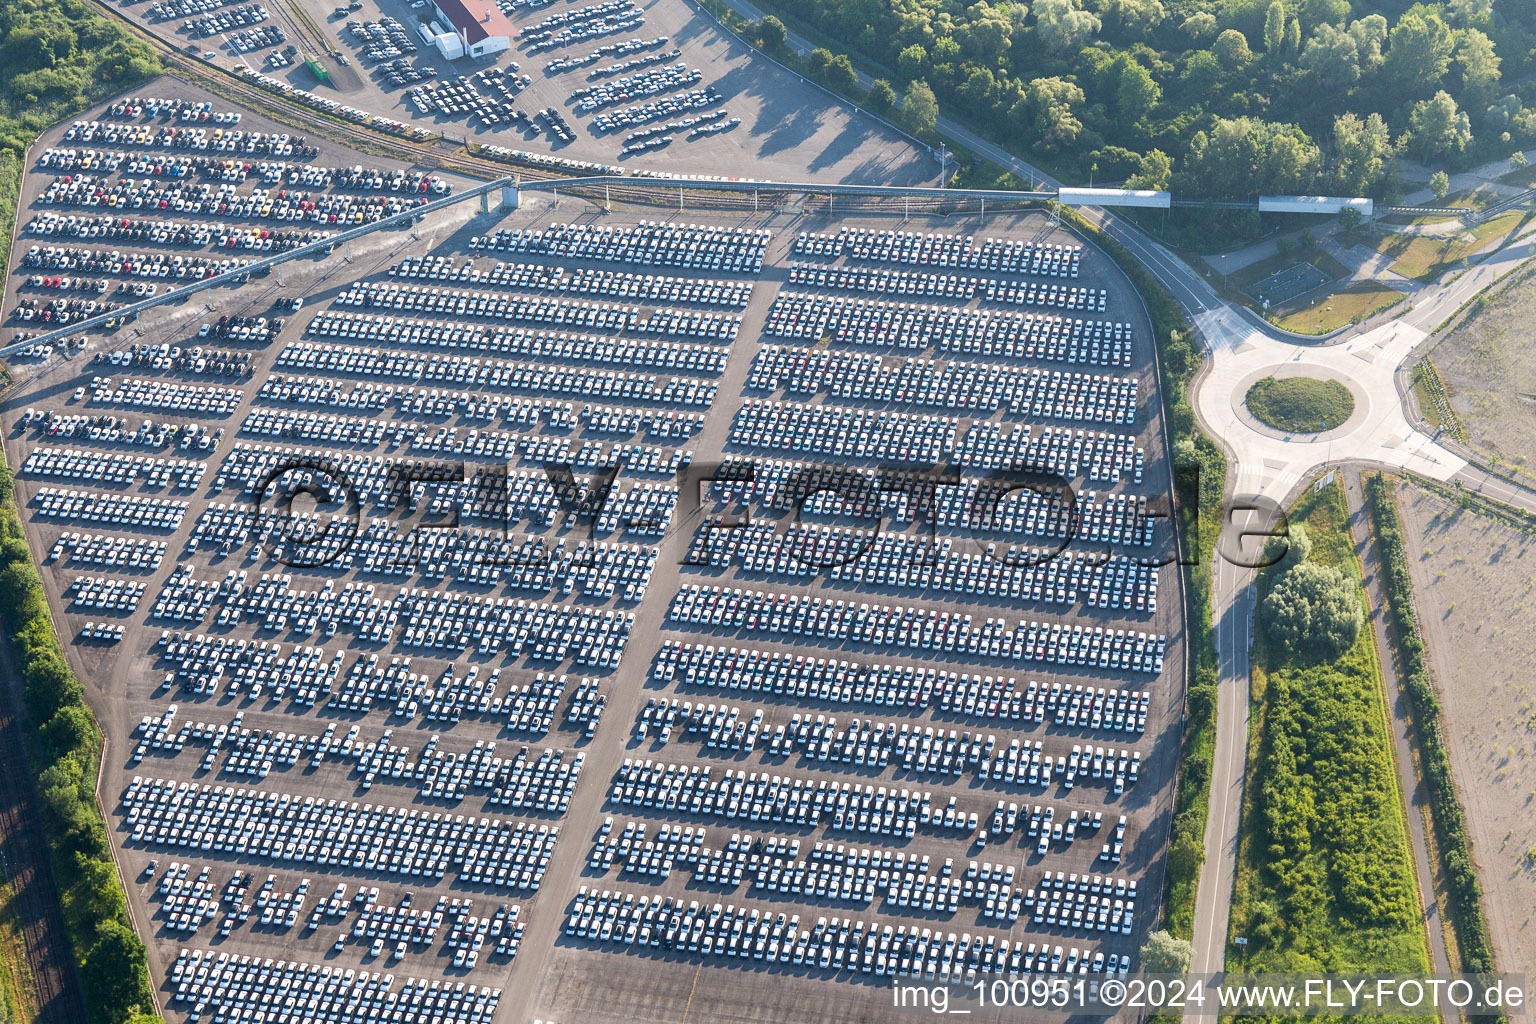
1392,479 -> 1536,976
1427,266 -> 1536,478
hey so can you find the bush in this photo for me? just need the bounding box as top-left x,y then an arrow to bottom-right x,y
1262,560 -> 1362,660
755,14 -> 786,50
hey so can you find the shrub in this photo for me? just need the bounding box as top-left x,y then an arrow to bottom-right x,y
1262,560 -> 1362,660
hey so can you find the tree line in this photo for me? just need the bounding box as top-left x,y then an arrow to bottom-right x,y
748,0 -> 1536,201
0,468 -> 160,1024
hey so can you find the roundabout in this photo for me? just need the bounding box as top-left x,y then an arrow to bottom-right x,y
1191,307 -> 1466,500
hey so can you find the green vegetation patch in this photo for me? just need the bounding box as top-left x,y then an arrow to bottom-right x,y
1057,208 -> 1224,945
1230,478 -> 1430,990
1271,281 -> 1405,335
1244,376 -> 1355,432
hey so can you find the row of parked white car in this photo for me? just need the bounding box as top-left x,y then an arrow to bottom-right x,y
31,485 -> 188,530
153,629 -> 585,735
90,375 -> 243,416
566,887 -> 1126,979
26,211 -> 333,252
39,149 -> 450,199
686,519 -> 1158,612
592,86 -> 725,134
21,243 -> 253,283
471,221 -> 770,273
574,64 -> 701,113
48,530 -> 167,572
765,289 -> 1126,355
301,311 -> 727,376
167,948 -> 501,1024
285,332 -> 727,382
652,640 -> 1152,736
387,255 -> 754,307
524,7 -> 644,53
610,759 -> 949,838
22,445 -> 206,490
668,583 -> 1167,673
122,775 -> 560,888
61,120 -> 313,157
275,340 -> 720,408
794,229 -> 1083,278
332,280 -> 742,341
748,344 -> 1138,422
39,173 -> 431,229
786,261 -> 1107,312
68,574 -> 147,612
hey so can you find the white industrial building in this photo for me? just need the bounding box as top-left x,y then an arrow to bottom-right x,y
424,0 -> 513,59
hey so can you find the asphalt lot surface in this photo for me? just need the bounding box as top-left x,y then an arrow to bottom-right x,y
2,83 -> 1180,1024
112,0 -> 939,185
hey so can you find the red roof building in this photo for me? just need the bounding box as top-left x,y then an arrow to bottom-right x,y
429,0 -> 513,56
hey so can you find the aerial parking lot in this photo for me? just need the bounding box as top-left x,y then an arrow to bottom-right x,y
111,0 -> 939,185
1,82 -> 1181,1024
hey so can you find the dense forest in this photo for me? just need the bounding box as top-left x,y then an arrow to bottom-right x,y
755,0 -> 1536,200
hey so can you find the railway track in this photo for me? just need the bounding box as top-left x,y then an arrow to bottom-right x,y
89,0 -> 1041,220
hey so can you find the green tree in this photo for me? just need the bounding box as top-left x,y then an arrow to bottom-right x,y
823,53 -> 858,93
1300,0 -> 1349,31
1034,0 -> 1100,53
1019,76 -> 1085,150
1263,0 -> 1285,53
1168,833 -> 1206,885
1350,14 -> 1389,73
1181,11 -> 1217,40
82,920 -> 154,1024
1213,28 -> 1254,70
1448,0 -> 1493,27
1263,522 -> 1312,573
1127,147 -> 1173,190
1300,23 -> 1361,88
1455,28 -> 1501,108
956,2 -> 1016,62
1141,930 -> 1194,974
1094,0 -> 1164,36
1331,112 -> 1394,195
1284,16 -> 1300,57
896,43 -> 927,80
756,15 -> 786,50
1384,7 -> 1455,96
1262,561 -> 1363,661
1108,53 -> 1160,124
1512,150 -> 1529,171
903,79 -> 939,135
1429,169 -> 1450,200
1408,90 -> 1473,160
868,78 -> 897,112
1188,116 -> 1322,195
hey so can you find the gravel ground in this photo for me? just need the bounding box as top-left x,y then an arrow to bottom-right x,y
1393,479 -> 1536,977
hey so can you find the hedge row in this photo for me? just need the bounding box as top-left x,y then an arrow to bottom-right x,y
1060,208 -> 1225,940
1364,472 -> 1497,977
0,465 -> 159,1024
